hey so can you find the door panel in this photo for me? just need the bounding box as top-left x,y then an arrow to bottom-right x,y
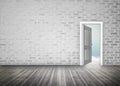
84,25 -> 92,65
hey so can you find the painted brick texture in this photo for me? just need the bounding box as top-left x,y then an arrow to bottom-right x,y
0,0 -> 120,65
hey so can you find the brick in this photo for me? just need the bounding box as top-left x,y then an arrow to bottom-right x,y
0,0 -> 119,65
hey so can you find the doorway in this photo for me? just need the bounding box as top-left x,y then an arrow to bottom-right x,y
80,22 -> 103,66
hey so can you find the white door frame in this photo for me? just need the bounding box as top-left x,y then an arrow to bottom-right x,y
80,22 -> 103,66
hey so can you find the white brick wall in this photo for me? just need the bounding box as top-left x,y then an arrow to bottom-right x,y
0,0 -> 120,65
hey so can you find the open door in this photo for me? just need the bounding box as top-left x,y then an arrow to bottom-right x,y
80,25 -> 92,65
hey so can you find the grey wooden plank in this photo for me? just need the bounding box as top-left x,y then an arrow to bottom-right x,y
0,61 -> 120,86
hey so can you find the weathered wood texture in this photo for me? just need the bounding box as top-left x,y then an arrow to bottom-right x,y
0,59 -> 120,86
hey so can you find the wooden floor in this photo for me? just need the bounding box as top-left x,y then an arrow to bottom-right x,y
0,59 -> 120,86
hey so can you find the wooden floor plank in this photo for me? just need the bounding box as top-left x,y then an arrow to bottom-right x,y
0,60 -> 120,86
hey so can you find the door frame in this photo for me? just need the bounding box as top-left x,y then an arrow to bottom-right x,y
80,22 -> 103,66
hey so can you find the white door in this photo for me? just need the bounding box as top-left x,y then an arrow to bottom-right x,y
80,25 -> 92,65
